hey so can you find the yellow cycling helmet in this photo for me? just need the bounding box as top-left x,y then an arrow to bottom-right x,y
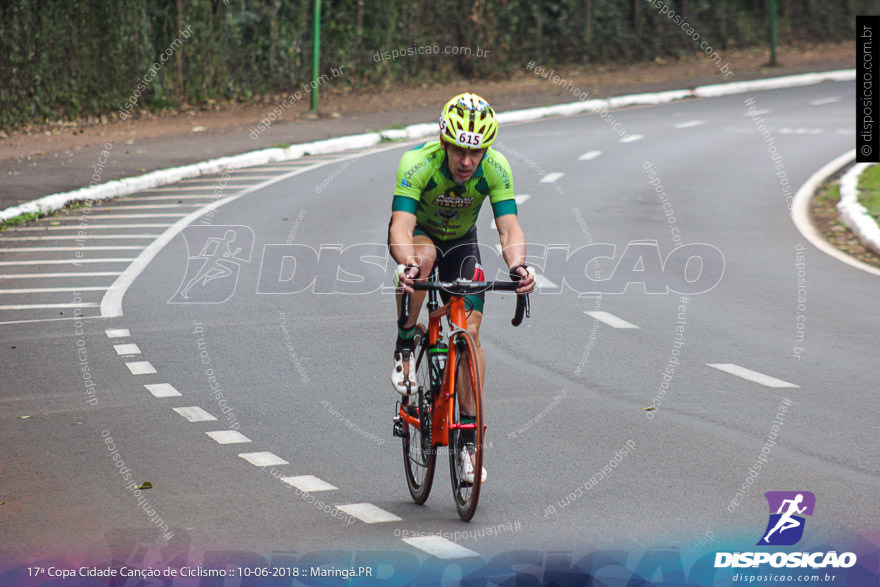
439,92 -> 498,149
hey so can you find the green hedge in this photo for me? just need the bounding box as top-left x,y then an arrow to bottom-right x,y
0,0 -> 865,129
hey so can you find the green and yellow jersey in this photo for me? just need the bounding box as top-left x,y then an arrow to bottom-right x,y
392,141 -> 517,241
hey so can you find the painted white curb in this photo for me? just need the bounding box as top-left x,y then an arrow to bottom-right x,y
0,68 -> 856,224
837,163 -> 880,256
791,150 -> 880,277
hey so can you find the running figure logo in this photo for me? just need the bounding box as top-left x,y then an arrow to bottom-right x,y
169,225 -> 254,303
757,491 -> 816,546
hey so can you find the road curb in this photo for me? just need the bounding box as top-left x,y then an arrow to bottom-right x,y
791,150 -> 880,277
837,162 -> 880,256
0,68 -> 855,225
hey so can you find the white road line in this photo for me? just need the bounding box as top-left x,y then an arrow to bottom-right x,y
94,204 -> 202,210
67,213 -> 189,219
514,194 -> 531,204
744,109 -> 771,116
106,328 -> 131,338
146,186 -> 225,192
238,451 -> 288,467
0,272 -> 121,279
707,363 -> 799,388
402,536 -> 480,559
8,224 -> 172,230
540,172 -> 565,183
1,246 -> 144,252
206,430 -> 252,444
113,343 -> 141,356
778,128 -> 823,135
144,383 -> 181,398
125,361 -> 157,375
125,196 -> 214,201
674,120 -> 705,128
0,302 -> 100,310
809,96 -> 841,106
335,503 -> 402,524
0,286 -> 107,294
584,310 -> 639,328
173,406 -> 218,422
536,274 -> 559,289
0,234 -> 160,240
620,134 -> 645,143
0,259 -> 136,266
281,475 -> 339,492
578,150 -> 602,160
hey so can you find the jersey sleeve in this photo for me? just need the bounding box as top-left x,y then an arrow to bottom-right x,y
392,144 -> 433,214
485,149 -> 517,218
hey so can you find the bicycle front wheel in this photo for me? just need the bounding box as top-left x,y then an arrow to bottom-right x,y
402,325 -> 436,504
447,330 -> 484,521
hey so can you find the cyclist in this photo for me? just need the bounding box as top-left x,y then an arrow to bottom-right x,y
388,92 -> 536,483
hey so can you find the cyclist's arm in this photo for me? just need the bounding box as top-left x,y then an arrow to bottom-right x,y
495,214 -> 535,293
388,210 -> 419,266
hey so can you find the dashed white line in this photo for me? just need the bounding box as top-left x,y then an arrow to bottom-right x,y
1,246 -> 144,252
106,328 -> 131,338
70,213 -> 189,219
514,194 -> 531,204
9,224 -> 172,230
707,363 -> 799,388
402,536 -> 480,559
173,406 -> 218,422
125,361 -> 157,375
578,150 -> 602,160
584,311 -> 639,329
778,128 -> 823,135
206,430 -> 252,444
536,275 -> 559,289
113,343 -> 141,356
0,234 -> 160,241
281,475 -> 339,492
238,451 -> 289,467
0,259 -> 136,266
144,383 -> 181,398
809,96 -> 841,106
335,503 -> 402,524
674,120 -> 705,128
620,134 -> 645,143
744,109 -> 771,116
540,172 -> 565,183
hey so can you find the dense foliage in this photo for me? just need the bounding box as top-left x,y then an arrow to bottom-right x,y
0,0 -> 865,129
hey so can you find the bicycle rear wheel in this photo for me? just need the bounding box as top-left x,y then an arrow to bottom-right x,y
447,330 -> 484,521
402,325 -> 436,504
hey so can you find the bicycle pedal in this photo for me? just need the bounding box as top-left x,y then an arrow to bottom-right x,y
392,415 -> 408,439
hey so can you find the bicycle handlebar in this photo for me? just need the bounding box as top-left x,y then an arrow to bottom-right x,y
398,279 -> 530,328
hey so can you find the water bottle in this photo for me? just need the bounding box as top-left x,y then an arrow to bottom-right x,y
429,341 -> 448,388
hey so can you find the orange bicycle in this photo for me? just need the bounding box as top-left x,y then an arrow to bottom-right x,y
392,267 -> 529,520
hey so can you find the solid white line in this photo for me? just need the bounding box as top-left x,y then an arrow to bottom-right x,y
68,213 -> 189,219
7,224 -> 172,230
335,503 -> 402,524
174,406 -> 218,422
0,286 -> 107,294
584,311 -> 639,329
126,361 -> 157,375
101,145 -> 409,318
146,186 -> 225,192
540,172 -> 564,183
620,134 -> 645,143
402,536 -> 480,559
707,364 -> 799,388
124,196 -> 214,201
674,120 -> 705,128
144,383 -> 181,398
0,302 -> 99,310
280,475 -> 338,492
113,343 -> 141,356
238,451 -> 289,467
0,234 -> 159,240
105,328 -> 131,338
0,272 -> 121,279
578,150 -> 602,160
0,259 -> 136,266
790,149 -> 880,277
536,274 -> 559,289
809,96 -> 841,106
206,430 -> 252,444
94,204 -> 202,210
1,246 -> 144,252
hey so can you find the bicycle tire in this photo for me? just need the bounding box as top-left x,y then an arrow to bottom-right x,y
447,330 -> 484,521
402,325 -> 436,504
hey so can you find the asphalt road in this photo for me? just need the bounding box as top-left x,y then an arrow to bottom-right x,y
1,81 -> 877,585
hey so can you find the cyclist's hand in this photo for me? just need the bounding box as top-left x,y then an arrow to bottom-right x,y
510,264 -> 536,294
394,263 -> 420,294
